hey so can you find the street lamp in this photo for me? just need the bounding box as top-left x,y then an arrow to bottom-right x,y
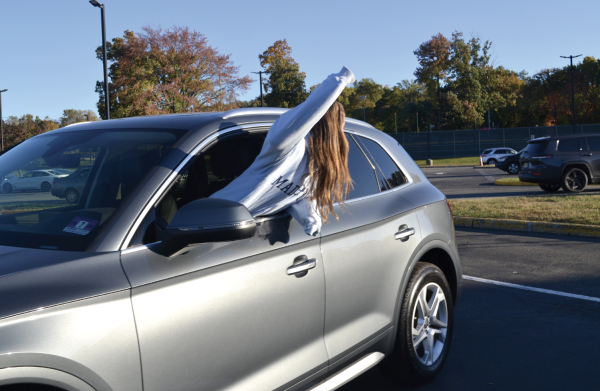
0,89 -> 7,152
560,54 -> 582,134
89,0 -> 110,120
359,95 -> 366,122
251,71 -> 266,107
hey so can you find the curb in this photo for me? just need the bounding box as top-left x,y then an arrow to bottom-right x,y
454,217 -> 600,238
494,179 -> 537,186
419,165 -> 474,168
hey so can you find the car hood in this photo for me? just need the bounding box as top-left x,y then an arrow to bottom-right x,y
0,245 -> 129,321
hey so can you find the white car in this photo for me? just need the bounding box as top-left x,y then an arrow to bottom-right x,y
2,169 -> 69,193
480,148 -> 518,165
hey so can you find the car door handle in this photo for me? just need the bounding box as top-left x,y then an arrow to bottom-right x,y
287,258 -> 317,276
395,228 -> 415,241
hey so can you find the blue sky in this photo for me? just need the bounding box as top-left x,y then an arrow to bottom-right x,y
1,0 -> 596,120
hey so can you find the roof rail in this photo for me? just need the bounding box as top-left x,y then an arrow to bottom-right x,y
220,107 -> 288,119
220,107 -> 375,129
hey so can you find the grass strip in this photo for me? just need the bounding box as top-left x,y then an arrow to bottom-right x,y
449,195 -> 600,226
415,156 -> 480,166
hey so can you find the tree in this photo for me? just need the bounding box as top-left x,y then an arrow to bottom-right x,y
2,114 -> 59,149
59,109 -> 100,127
259,40 -> 307,108
444,32 -> 521,129
96,26 -> 252,119
414,33 -> 452,129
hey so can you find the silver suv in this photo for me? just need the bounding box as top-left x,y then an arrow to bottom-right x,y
0,108 -> 461,390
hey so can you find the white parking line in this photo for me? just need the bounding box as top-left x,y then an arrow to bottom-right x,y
463,275 -> 600,303
474,169 -> 497,183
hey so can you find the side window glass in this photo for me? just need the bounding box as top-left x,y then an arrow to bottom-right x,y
586,137 -> 600,151
132,132 -> 267,247
353,136 -> 407,190
557,138 -> 581,152
345,134 -> 380,199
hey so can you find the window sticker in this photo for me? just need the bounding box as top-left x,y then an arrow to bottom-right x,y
63,217 -> 99,235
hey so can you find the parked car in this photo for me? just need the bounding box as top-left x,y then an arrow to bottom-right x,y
519,134 -> 600,193
51,166 -> 92,203
480,147 -> 518,165
0,108 -> 462,390
2,169 -> 69,193
496,150 -> 523,174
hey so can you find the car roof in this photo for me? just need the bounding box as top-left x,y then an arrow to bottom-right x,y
528,133 -> 600,143
36,108 -> 378,148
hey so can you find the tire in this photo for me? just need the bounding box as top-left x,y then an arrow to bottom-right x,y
65,188 -> 79,204
507,162 -> 520,175
487,159 -> 497,166
381,262 -> 454,385
561,168 -> 588,193
2,183 -> 13,194
539,183 -> 561,193
40,182 -> 51,192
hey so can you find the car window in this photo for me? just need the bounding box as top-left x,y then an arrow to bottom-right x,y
345,134 -> 380,199
483,149 -> 493,154
352,135 -> 407,191
523,141 -> 549,155
0,129 -> 186,252
22,172 -> 34,178
586,137 -> 600,151
32,172 -> 44,177
557,138 -> 581,152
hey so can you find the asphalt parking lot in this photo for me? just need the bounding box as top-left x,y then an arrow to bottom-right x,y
340,228 -> 600,390
422,166 -> 600,199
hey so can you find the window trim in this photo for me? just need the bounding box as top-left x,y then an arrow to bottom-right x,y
120,124 -> 413,250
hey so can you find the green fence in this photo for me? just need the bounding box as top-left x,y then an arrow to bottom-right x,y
390,124 -> 600,160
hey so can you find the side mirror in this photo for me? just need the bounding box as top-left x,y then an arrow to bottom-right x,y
158,198 -> 256,257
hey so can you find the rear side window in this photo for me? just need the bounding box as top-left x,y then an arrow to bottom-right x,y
557,138 -> 582,152
483,149 -> 493,154
586,137 -> 600,151
523,142 -> 549,155
345,134 -> 380,199
353,135 -> 407,190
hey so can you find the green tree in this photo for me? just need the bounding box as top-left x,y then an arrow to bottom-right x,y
2,114 -> 59,149
59,109 -> 100,127
96,26 -> 252,119
414,33 -> 452,129
259,40 -> 308,108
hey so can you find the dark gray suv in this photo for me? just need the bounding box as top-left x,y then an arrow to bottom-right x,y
0,108 -> 461,390
519,134 -> 600,192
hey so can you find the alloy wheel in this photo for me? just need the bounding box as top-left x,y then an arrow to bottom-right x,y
41,182 -> 51,192
66,189 -> 79,204
412,283 -> 448,366
565,171 -> 586,191
508,163 -> 520,174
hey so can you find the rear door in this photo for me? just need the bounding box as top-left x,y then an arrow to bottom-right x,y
584,136 -> 600,180
121,129 -> 328,391
320,133 -> 421,370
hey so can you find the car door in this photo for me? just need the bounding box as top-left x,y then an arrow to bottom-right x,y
14,172 -> 34,190
320,133 -> 421,370
584,136 -> 600,179
120,129 -> 328,391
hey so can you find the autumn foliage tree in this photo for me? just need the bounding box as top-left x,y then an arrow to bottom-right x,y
96,26 -> 252,118
259,40 -> 308,108
2,115 -> 59,149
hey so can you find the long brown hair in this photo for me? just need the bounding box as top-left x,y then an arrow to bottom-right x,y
307,101 -> 352,223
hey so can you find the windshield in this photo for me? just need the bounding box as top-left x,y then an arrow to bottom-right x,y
0,128 -> 186,252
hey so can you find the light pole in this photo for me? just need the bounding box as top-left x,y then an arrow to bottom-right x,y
0,89 -> 7,152
251,71 -> 266,107
560,54 -> 582,134
359,95 -> 366,122
89,0 -> 110,120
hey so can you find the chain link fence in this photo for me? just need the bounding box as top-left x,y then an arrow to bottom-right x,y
390,124 -> 600,160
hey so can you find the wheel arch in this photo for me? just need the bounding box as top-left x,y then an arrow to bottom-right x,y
387,238 -> 461,354
0,367 -> 96,391
561,162 -> 593,180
